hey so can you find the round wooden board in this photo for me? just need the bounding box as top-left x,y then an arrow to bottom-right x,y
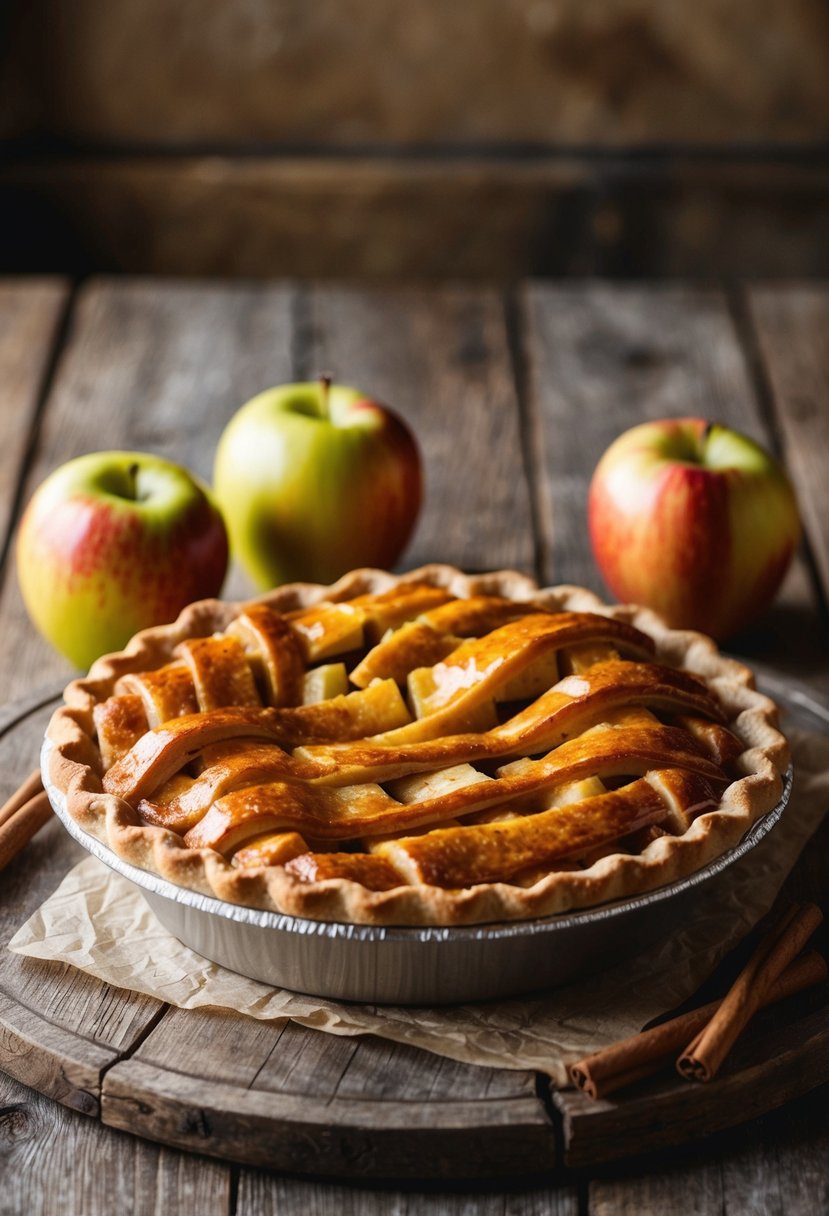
0,679 -> 827,1180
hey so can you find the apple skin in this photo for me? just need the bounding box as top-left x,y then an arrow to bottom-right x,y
213,381 -> 422,588
16,451 -> 229,669
587,418 -> 801,640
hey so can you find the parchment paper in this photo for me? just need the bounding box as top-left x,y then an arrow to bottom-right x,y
10,729 -> 829,1086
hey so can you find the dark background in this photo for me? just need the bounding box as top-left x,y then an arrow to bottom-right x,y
2,0 -> 828,279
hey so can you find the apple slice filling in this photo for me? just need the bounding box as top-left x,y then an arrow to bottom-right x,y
94,694 -> 149,768
227,604 -> 305,707
117,664 -> 199,727
176,635 -> 261,711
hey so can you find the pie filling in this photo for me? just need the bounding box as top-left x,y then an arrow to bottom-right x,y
89,583 -> 749,896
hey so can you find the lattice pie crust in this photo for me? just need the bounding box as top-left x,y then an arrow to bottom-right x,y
45,566 -> 789,926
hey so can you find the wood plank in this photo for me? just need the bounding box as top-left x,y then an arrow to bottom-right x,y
0,279 -> 298,699
330,1035 -> 537,1103
18,0 -> 829,147
521,282 -> 829,694
245,1020 -> 359,1099
0,1068 -> 231,1216
6,157 -> 829,281
589,1084 -> 829,1216
158,1013 -> 534,1104
727,1097 -> 829,1216
717,1122 -> 829,1216
102,1058 -> 555,1179
305,285 -> 535,575
236,1174 -> 579,1216
0,279 -> 67,554
747,285 -> 829,609
121,1003 -> 547,1175
0,991 -> 114,1116
134,1007 -> 290,1090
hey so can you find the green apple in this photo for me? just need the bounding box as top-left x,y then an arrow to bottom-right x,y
16,451 -> 229,669
588,418 -> 801,640
213,379 -> 422,588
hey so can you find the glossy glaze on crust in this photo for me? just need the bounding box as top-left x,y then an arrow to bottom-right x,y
44,566 -> 789,926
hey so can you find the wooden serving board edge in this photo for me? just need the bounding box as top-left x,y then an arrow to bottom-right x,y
0,988 -> 114,1116
101,1059 -> 556,1180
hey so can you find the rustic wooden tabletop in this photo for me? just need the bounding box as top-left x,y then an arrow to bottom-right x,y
0,278 -> 827,1214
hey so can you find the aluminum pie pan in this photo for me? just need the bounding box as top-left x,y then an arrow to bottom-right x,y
42,735 -> 793,1004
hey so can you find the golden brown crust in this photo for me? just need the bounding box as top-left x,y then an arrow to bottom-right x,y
44,565 -> 789,926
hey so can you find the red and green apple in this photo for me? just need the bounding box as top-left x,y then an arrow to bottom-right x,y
213,379 -> 422,588
16,451 -> 228,669
588,418 -> 800,640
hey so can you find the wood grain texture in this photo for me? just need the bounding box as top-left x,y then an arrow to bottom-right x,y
102,1059 -> 555,1179
135,1007 -> 538,1105
236,1174 -> 579,1216
17,0 -> 829,146
0,1069 -> 231,1216
747,285 -> 829,609
0,279 -> 67,554
304,285 -> 535,575
6,157 -> 829,281
591,1166 -> 722,1216
589,1085 -> 829,1216
107,1003 -> 551,1177
0,992 -> 113,1116
328,1034 -> 537,1103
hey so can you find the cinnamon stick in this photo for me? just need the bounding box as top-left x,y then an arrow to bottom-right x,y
0,769 -> 43,829
677,902 -> 824,1082
569,948 -> 826,1100
0,791 -> 53,871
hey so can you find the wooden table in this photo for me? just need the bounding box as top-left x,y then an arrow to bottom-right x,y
0,278 -> 827,1214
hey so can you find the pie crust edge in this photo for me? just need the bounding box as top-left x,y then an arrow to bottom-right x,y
43,564 -> 790,927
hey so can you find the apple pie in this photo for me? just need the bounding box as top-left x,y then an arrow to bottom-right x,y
45,566 -> 789,925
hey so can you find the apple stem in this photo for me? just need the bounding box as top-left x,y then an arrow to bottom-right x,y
128,461 -> 140,501
319,375 -> 332,420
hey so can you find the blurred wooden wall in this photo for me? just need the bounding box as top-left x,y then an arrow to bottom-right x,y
2,0 -> 829,278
